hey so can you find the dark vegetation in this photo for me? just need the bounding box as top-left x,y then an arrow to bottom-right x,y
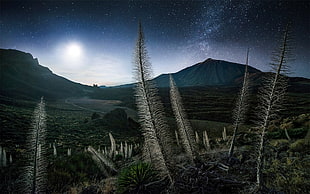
0,97 -> 140,149
47,153 -> 106,193
117,162 -> 161,194
0,84 -> 309,193
0,75 -> 309,193
97,85 -> 310,124
0,95 -> 141,193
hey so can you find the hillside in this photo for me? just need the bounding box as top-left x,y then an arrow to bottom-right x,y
155,58 -> 261,87
115,58 -> 309,94
0,49 -> 94,100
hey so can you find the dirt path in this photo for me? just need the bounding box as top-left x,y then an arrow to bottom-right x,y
65,99 -> 106,114
64,98 -> 138,121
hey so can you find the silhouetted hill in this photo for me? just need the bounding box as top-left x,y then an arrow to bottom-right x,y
155,58 -> 261,87
115,58 -> 261,88
116,58 -> 262,88
0,49 -> 94,100
115,58 -> 309,92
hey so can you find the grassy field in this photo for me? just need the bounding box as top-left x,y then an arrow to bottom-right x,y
97,86 -> 310,123
1,85 -> 308,156
0,95 -> 142,192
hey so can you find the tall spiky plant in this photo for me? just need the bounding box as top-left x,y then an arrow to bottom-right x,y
228,49 -> 250,159
1,147 -> 7,167
134,23 -> 174,182
195,131 -> 200,144
87,146 -> 117,176
22,97 -> 47,193
255,25 -> 292,190
9,154 -> 12,164
175,130 -> 180,145
202,130 -> 211,151
108,132 -> 116,158
222,127 -> 227,141
128,144 -> 133,158
0,146 -> 2,166
170,74 -> 198,164
52,143 -> 57,157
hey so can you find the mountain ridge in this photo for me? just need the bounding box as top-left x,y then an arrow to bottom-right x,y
114,58 -> 262,88
0,49 -> 94,100
155,58 -> 261,87
114,58 -> 310,89
1,49 -> 309,101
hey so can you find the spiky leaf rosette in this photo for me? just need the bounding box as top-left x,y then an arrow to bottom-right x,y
133,23 -> 174,181
255,24 -> 292,190
117,162 -> 159,194
21,97 -> 47,194
169,74 -> 198,163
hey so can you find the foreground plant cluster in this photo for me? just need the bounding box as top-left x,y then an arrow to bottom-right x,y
0,24 -> 309,193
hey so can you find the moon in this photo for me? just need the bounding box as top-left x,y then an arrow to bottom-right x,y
66,42 -> 82,58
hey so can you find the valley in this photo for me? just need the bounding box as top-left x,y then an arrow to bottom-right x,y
1,87 -> 308,193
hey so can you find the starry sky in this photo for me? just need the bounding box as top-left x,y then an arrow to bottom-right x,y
1,0 -> 309,86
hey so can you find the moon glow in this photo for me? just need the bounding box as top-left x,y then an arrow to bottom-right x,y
66,42 -> 82,58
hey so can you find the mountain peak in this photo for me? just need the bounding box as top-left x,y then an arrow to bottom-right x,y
203,58 -> 214,62
154,58 -> 261,87
0,49 -> 40,66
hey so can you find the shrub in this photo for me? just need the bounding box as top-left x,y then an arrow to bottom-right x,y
265,156 -> 310,193
289,139 -> 310,153
288,128 -> 308,139
270,139 -> 290,152
91,112 -> 101,120
295,114 -> 309,126
114,154 -> 123,161
270,139 -> 289,147
48,170 -> 72,192
48,153 -> 105,193
117,162 -> 160,193
267,128 -> 308,139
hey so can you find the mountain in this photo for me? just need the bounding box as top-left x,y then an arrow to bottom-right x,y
155,58 -> 261,87
116,58 -> 309,91
1,49 -> 308,101
115,58 -> 261,88
0,49 -> 94,100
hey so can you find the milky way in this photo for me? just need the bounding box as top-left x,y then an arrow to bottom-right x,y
0,0 -> 309,85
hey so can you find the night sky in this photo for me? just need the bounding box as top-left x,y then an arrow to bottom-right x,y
1,0 -> 309,86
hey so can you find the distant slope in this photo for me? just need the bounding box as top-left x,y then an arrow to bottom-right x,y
0,49 -> 94,100
115,58 -> 261,88
115,58 -> 310,91
155,58 -> 261,87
